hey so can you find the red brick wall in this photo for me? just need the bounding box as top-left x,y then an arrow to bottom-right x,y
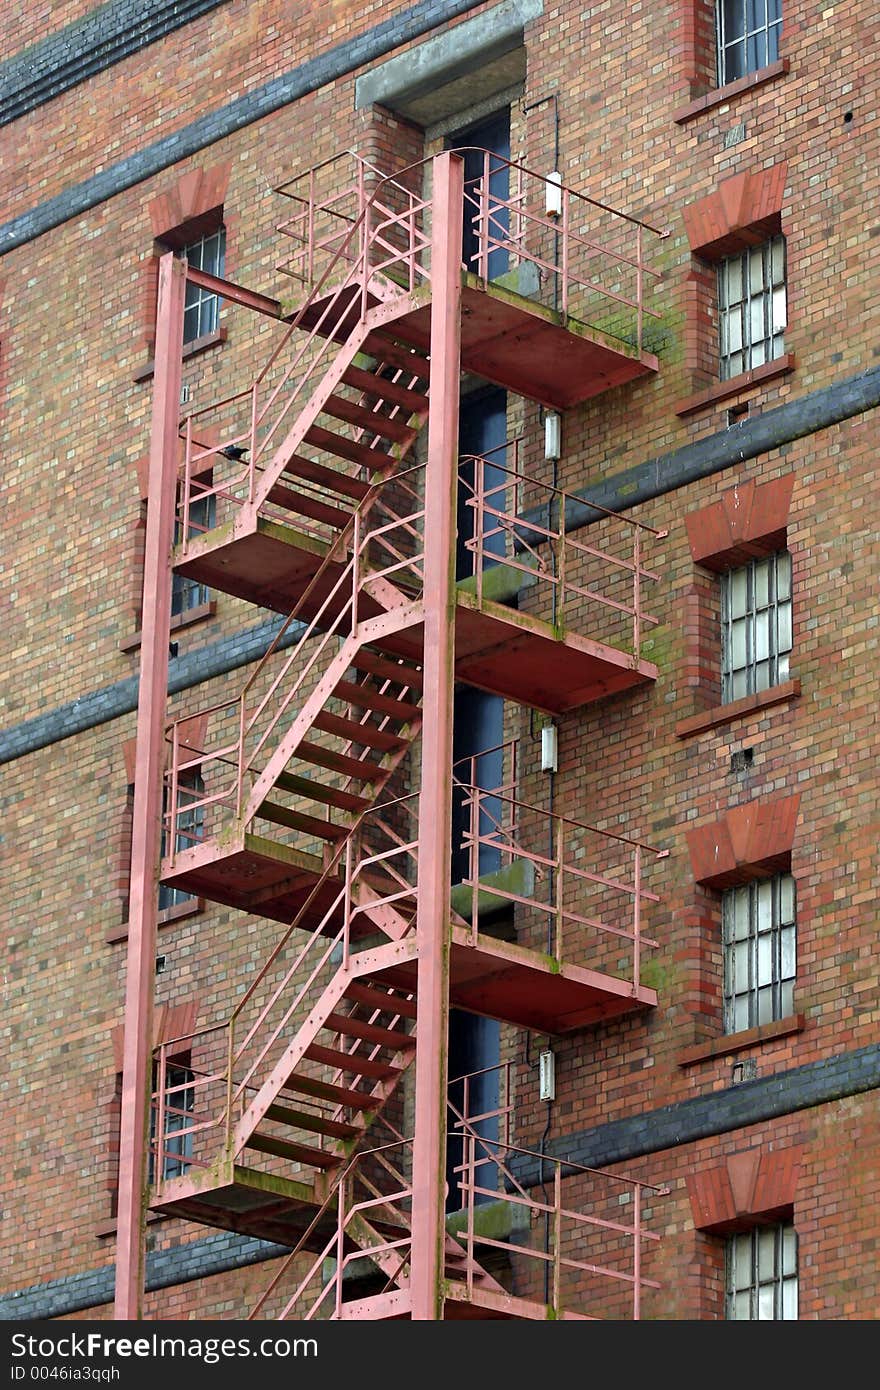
2,0 -> 879,1319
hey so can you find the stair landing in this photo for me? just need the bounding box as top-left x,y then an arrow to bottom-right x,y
376,924 -> 656,1035
175,522 -> 655,716
297,272 -> 658,410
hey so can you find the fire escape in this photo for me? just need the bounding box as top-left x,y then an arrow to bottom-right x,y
118,149 -> 670,1321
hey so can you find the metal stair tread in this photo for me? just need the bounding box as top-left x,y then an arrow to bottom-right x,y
349,648 -> 424,690
245,1132 -> 343,1169
256,800 -> 350,840
282,1071 -> 383,1111
296,740 -> 384,780
263,1102 -> 360,1139
303,1042 -> 403,1079
341,363 -> 429,412
311,709 -> 407,752
282,454 -> 372,500
343,980 -> 418,1019
272,771 -> 371,813
362,332 -> 431,379
304,424 -> 399,472
323,393 -> 418,446
324,1011 -> 412,1051
332,678 -> 420,721
265,481 -> 352,530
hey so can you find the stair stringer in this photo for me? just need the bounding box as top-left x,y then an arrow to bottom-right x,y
246,296 -> 427,521
341,1209 -> 509,1300
230,938 -> 419,1165
241,622 -> 420,834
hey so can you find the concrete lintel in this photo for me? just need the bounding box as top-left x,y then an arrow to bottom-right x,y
355,0 -> 543,117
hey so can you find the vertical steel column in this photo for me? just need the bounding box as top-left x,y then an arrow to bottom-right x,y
409,151 -> 464,1322
114,252 -> 186,1320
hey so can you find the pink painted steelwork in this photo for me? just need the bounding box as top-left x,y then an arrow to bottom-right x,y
245,1068 -> 668,1320
455,772 -> 667,990
114,252 -> 186,1320
409,150 -> 464,1322
458,437 -> 667,657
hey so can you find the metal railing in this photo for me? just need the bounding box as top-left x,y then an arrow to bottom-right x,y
458,437 -> 667,656
149,794 -> 423,1189
163,464 -> 425,851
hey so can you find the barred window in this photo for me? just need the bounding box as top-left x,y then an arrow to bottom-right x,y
718,235 -> 786,380
171,485 -> 215,618
722,872 -> 796,1033
159,772 -> 204,912
721,550 -> 791,703
149,1062 -> 195,1182
716,0 -> 782,86
180,228 -> 225,344
727,1222 -> 798,1319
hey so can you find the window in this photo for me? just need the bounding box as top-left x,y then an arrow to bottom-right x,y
722,872 -> 796,1033
158,772 -> 204,912
721,549 -> 791,703
716,0 -> 782,86
718,234 -> 786,380
179,228 -> 225,344
149,1061 -> 195,1181
726,1221 -> 798,1318
171,484 -> 215,618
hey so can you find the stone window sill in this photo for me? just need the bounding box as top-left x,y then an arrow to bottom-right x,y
676,678 -> 800,739
673,60 -> 790,124
106,897 -> 203,944
133,327 -> 227,383
678,1013 -> 805,1067
120,600 -> 216,653
95,1211 -> 167,1239
675,354 -> 795,418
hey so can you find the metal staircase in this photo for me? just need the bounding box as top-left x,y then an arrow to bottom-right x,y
123,147 -> 672,1321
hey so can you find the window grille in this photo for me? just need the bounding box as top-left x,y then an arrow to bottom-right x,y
716,0 -> 782,86
722,872 -> 796,1033
727,1221 -> 798,1319
721,550 -> 791,703
718,234 -> 786,380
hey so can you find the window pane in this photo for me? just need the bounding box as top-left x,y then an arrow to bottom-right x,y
726,255 -> 743,302
731,667 -> 748,700
733,994 -> 751,1032
728,568 -> 749,617
773,285 -> 787,331
734,1290 -> 752,1319
780,924 -> 796,977
728,308 -> 743,353
757,1227 -> 776,1279
754,610 -> 770,661
734,939 -> 751,987
749,246 -> 766,295
732,886 -> 751,936
753,557 -> 769,606
730,616 -> 748,667
757,1286 -> 776,1319
776,549 -> 792,597
777,599 -> 792,653
782,1280 -> 798,1320
782,1224 -> 798,1272
780,874 -> 795,922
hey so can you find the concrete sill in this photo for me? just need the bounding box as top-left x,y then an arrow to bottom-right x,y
673,59 -> 790,124
120,600 -> 216,653
675,678 -> 800,739
133,327 -> 227,383
675,354 -> 795,418
678,1013 -> 805,1067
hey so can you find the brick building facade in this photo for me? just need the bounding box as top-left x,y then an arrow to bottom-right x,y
1,0 -> 878,1321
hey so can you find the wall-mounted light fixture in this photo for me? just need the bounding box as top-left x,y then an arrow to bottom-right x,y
544,410 -> 561,461
545,170 -> 562,218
